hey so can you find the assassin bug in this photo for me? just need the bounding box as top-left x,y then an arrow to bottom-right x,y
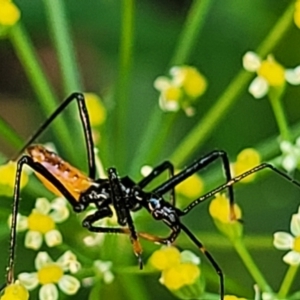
3,92 -> 300,300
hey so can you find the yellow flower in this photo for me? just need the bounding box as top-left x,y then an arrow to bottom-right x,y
243,51 -> 300,98
176,172 -> 204,199
154,65 -> 207,116
0,281 -> 29,300
209,193 -> 242,224
171,66 -> 207,99
10,197 -> 69,250
294,0 -> 300,29
0,0 -> 20,26
257,57 -> 285,87
84,93 -> 106,126
149,246 -> 181,270
18,251 -> 81,300
209,194 -> 243,240
232,148 -> 261,183
224,295 -> 247,300
160,263 -> 200,290
0,161 -> 28,196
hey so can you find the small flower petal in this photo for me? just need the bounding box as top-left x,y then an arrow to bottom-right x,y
273,232 -> 294,250
285,66 -> 300,85
35,198 -> 51,215
243,51 -> 261,72
39,283 -> 58,300
49,197 -> 69,222
18,272 -> 39,290
283,250 -> 300,265
25,231 -> 43,250
291,213 -> 300,236
45,230 -> 63,247
248,76 -> 269,98
58,275 -> 80,295
35,252 -> 53,270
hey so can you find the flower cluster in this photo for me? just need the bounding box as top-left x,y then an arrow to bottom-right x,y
231,148 -> 261,183
10,197 -> 69,250
273,206 -> 300,265
149,246 -> 204,298
18,251 -> 81,300
243,51 -> 300,99
279,138 -> 300,173
154,65 -> 207,116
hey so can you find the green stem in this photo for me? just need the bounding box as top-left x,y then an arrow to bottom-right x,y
233,238 -> 273,294
43,0 -> 83,93
0,117 -> 23,150
170,2 -> 295,166
268,86 -> 291,142
43,0 -> 86,163
114,0 -> 135,169
278,264 -> 299,299
170,0 -> 213,66
8,23 -> 70,151
132,0 -> 211,171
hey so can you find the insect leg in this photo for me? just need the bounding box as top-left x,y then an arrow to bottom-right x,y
6,155 -> 85,286
107,168 -> 144,268
182,162 -> 300,215
138,161 -> 176,205
82,210 -> 144,268
154,151 -> 235,219
12,92 -> 96,179
180,222 -> 224,300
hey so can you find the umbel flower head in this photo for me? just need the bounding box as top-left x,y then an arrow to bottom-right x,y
154,65 -> 207,116
273,207 -> 300,265
149,246 -> 204,298
10,197 -> 69,250
18,251 -> 81,300
242,51 -> 300,98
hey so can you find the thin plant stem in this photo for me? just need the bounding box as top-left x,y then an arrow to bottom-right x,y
8,23 -> 72,152
131,0 -> 211,172
268,87 -> 291,142
170,2 -> 295,166
170,0 -> 214,66
278,264 -> 299,299
115,0 -> 135,169
0,117 -> 23,150
43,0 -> 83,93
43,0 -> 86,163
233,238 -> 273,294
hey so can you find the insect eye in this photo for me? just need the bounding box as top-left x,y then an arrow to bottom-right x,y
149,198 -> 160,211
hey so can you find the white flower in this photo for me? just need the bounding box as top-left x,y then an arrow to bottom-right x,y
94,260 -> 114,284
18,251 -> 81,300
280,138 -> 300,172
154,65 -> 207,116
243,51 -> 300,99
10,197 -> 69,250
273,208 -> 300,265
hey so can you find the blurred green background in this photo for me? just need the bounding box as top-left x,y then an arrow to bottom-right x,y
0,0 -> 300,299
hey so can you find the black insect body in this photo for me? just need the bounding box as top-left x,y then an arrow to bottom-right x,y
4,93 -> 300,300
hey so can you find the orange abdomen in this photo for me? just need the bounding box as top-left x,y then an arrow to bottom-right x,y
26,145 -> 94,200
